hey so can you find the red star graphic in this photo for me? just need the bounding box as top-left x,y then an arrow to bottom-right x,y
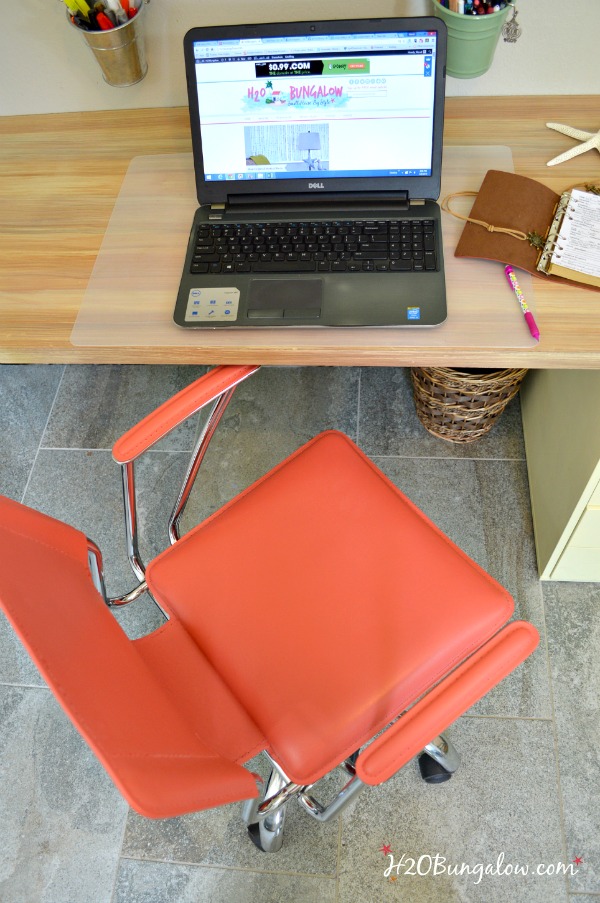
380,843 -> 393,856
573,856 -> 584,866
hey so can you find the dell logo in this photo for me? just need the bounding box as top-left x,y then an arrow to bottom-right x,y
308,182 -> 325,189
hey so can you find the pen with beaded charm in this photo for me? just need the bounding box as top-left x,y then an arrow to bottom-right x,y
504,265 -> 540,341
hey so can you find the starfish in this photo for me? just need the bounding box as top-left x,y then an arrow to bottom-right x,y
546,122 -> 600,167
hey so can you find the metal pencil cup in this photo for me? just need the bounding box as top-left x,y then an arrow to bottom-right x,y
69,3 -> 148,87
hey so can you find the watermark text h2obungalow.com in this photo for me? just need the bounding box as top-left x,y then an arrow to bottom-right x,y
383,851 -> 583,885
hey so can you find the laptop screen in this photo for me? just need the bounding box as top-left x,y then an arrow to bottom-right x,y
183,19 -> 446,203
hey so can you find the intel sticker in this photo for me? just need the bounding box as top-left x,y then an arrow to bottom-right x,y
407,307 -> 421,321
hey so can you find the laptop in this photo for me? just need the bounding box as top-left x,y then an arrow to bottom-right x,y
174,17 -> 448,329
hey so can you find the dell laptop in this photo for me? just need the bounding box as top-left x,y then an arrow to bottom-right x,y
174,17 -> 447,328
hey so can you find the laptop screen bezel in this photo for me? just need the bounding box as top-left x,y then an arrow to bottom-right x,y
183,17 -> 447,206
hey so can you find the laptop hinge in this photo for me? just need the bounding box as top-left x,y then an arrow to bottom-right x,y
224,191 -> 410,209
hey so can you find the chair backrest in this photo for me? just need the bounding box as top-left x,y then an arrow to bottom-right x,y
0,495 -> 258,818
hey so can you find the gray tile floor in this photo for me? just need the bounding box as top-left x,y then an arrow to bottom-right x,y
0,364 -> 598,903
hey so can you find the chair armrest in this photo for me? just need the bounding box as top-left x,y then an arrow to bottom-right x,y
111,365 -> 260,583
356,621 -> 539,786
113,365 -> 259,464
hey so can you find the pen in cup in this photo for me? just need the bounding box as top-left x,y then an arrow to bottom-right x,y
104,0 -> 128,25
64,0 -> 139,30
61,0 -> 89,17
438,0 -> 507,12
504,265 -> 540,342
96,10 -> 115,28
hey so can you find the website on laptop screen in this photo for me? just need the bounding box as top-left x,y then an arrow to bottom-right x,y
191,30 -> 439,183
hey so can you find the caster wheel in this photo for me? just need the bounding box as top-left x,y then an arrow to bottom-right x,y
247,822 -> 267,852
247,810 -> 286,853
418,752 -> 453,784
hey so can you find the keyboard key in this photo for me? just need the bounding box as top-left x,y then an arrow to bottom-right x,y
251,261 -> 316,272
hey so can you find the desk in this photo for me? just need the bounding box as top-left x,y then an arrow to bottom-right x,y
1,96 -> 599,367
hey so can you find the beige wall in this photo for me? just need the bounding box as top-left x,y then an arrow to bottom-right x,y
1,0 -> 599,115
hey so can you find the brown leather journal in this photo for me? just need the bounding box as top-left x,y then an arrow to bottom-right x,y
454,170 -> 600,292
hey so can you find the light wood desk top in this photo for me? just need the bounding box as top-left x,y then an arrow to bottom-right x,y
2,96 -> 599,367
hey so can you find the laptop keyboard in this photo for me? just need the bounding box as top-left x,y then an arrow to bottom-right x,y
190,219 -> 437,275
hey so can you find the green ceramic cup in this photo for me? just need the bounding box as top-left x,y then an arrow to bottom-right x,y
430,0 -> 510,78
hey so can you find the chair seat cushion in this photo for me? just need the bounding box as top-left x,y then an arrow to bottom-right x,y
147,431 -> 514,786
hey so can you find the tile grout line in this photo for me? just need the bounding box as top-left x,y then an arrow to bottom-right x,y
19,364 -> 67,504
109,809 -> 135,903
116,853 -> 337,881
334,799 -> 344,903
369,453 -> 527,462
462,712 -> 555,723
539,583 -> 576,899
0,681 -> 50,691
37,446 -> 199,454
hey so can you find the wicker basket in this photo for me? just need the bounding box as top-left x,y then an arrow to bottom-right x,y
410,367 -> 528,443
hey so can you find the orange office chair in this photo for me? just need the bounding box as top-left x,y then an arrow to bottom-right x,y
0,365 -> 538,852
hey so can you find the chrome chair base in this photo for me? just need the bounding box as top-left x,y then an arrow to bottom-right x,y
242,755 -> 299,853
243,734 -> 459,852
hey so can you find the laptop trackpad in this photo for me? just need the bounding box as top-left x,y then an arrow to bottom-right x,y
248,279 -> 322,320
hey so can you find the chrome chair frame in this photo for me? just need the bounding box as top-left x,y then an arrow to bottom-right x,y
89,379 -> 241,609
241,736 -> 459,852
